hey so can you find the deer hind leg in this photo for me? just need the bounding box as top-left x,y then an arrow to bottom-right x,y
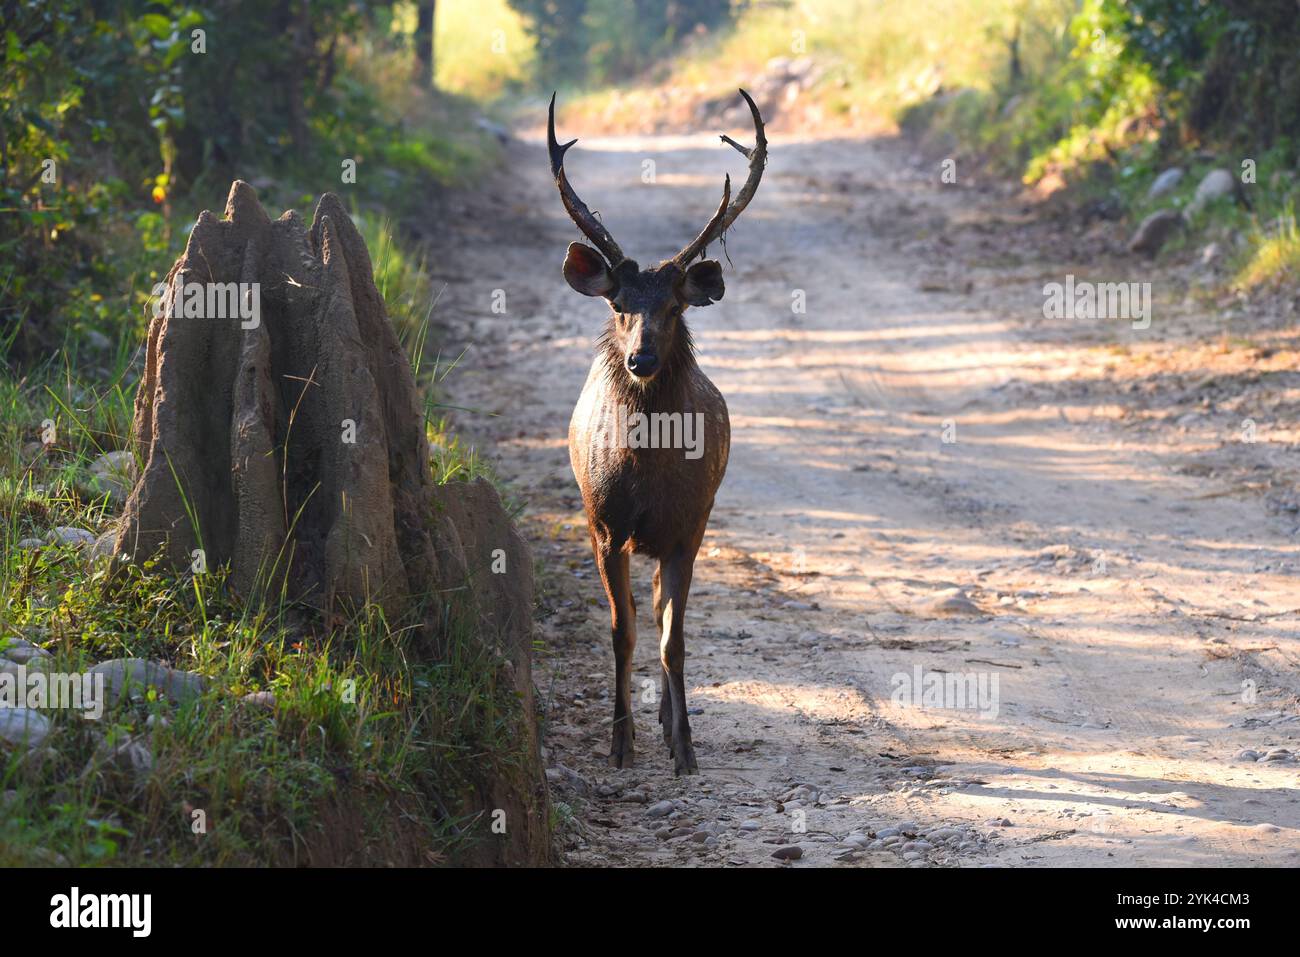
658,541 -> 701,776
596,537 -> 637,769
652,564 -> 673,746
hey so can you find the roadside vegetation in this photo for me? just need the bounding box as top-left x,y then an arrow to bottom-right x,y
1,2 -> 529,865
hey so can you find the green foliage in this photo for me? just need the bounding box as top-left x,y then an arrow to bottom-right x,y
507,0 -> 730,86
0,311 -> 523,868
1,1 -> 497,372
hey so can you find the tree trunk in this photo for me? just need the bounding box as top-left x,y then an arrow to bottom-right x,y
415,0 -> 436,88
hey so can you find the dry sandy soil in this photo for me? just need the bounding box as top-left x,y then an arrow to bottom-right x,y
429,126 -> 1300,867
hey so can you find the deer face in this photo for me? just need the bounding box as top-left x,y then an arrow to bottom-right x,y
547,89 -> 765,381
562,244 -> 724,380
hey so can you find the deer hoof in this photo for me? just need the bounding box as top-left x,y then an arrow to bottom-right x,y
671,738 -> 699,776
609,725 -> 635,769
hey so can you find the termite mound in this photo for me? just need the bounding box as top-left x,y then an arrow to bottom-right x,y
112,180 -> 548,864
116,179 -> 445,619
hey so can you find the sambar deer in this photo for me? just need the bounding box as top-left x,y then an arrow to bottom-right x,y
547,90 -> 767,774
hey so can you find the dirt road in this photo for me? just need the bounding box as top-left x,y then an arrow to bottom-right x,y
435,128 -> 1300,867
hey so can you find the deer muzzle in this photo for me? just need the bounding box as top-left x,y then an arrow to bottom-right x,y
626,350 -> 660,378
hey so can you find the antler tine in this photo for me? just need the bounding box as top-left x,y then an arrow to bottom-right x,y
673,89 -> 768,268
548,93 -> 626,267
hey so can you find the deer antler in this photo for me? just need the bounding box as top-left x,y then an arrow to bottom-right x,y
672,89 -> 768,268
548,93 -> 626,267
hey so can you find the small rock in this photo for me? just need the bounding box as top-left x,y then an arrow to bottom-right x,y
90,530 -> 117,562
1187,168 -> 1236,214
771,845 -> 803,861
89,658 -> 207,706
1235,749 -> 1262,762
89,734 -> 153,781
45,526 -> 97,547
1146,167 -> 1184,199
919,589 -> 982,618
16,538 -> 43,550
545,763 -> 590,796
84,451 -> 136,508
645,800 -> 674,819
1128,209 -> 1185,257
0,638 -> 50,664
0,708 -> 52,748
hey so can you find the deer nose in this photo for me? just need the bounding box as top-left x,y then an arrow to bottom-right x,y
626,351 -> 659,378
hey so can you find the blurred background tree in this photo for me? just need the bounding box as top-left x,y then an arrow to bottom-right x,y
506,0 -> 731,86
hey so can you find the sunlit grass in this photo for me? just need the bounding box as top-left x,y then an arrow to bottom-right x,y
0,214 -> 526,867
434,0 -> 535,99
1237,205 -> 1300,290
567,0 -> 1076,128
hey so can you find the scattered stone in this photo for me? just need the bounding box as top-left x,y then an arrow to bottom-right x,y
90,530 -> 117,562
88,734 -> 153,782
1187,168 -> 1236,214
645,800 -> 674,819
45,526 -> 96,547
242,690 -> 277,710
1128,209 -> 1185,257
0,708 -> 52,749
918,588 -> 983,618
84,450 -> 137,508
0,638 -> 50,664
16,538 -> 43,550
1146,167 -> 1184,199
89,658 -> 207,706
1235,749 -> 1262,762
771,845 -> 803,861
545,764 -> 591,796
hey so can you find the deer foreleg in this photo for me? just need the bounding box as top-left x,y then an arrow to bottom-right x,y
658,545 -> 699,776
596,538 -> 637,769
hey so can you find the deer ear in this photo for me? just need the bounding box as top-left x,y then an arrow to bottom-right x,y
563,242 -> 617,297
681,259 -> 725,306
